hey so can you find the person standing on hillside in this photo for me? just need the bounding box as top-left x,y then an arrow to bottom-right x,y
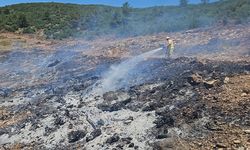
162,37 -> 174,58
166,37 -> 174,58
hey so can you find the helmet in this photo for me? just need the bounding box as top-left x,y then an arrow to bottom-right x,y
166,36 -> 170,40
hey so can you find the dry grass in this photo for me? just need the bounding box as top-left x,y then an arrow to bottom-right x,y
1,143 -> 34,150
0,107 -> 31,128
0,39 -> 12,53
0,32 -> 57,52
0,40 -> 11,47
0,35 -> 6,39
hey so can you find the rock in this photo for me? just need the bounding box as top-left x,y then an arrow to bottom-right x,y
242,89 -> 250,94
216,143 -> 227,148
128,116 -> 134,120
77,103 -> 84,108
153,137 -> 186,149
66,105 -> 74,109
48,60 -> 60,67
187,73 -> 203,86
128,143 -> 134,147
124,119 -> 132,125
116,143 -> 125,149
68,123 -> 73,129
97,103 -> 118,112
8,99 -> 13,103
68,130 -> 87,143
124,116 -> 134,125
156,134 -> 168,139
233,140 -> 241,144
204,79 -> 217,88
73,83 -> 85,91
197,143 -> 202,146
86,129 -> 102,142
30,123 -> 40,131
54,117 -> 65,126
19,123 -> 26,129
241,93 -> 247,97
205,122 -> 222,131
90,129 -> 102,137
243,129 -> 250,134
106,134 -> 120,144
187,73 -> 218,88
142,102 -> 158,111
103,91 -> 118,101
154,115 -> 174,128
97,119 -> 105,127
224,77 -> 230,83
97,98 -> 131,112
121,137 -> 132,144
64,109 -> 70,117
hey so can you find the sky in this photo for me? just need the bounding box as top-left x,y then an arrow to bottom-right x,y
0,0 -> 219,8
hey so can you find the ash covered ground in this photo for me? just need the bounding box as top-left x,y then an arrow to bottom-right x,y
0,24 -> 250,150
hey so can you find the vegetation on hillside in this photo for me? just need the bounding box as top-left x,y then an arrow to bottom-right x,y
0,0 -> 249,39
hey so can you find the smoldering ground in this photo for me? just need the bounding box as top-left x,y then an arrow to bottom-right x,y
1,43 -> 249,149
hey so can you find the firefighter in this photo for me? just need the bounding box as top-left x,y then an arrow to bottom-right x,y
166,37 -> 174,58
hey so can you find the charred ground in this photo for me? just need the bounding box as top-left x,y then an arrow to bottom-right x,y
0,24 -> 250,149
0,58 -> 250,149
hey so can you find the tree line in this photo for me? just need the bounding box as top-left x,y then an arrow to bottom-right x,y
0,0 -> 249,39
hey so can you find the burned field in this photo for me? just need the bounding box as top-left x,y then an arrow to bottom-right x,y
96,57 -> 250,149
0,48 -> 249,150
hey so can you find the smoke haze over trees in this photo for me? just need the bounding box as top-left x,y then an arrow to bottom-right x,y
0,0 -> 249,39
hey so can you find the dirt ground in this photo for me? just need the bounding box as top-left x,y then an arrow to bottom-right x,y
189,74 -> 250,149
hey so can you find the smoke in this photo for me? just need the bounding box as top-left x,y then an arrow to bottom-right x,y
78,5 -> 216,39
0,46 -> 94,89
86,48 -> 163,95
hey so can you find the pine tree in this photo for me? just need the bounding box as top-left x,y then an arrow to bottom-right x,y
180,0 -> 188,7
122,2 -> 131,16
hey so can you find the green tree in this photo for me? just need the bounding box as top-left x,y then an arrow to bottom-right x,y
189,15 -> 199,29
17,14 -> 29,28
43,11 -> 51,22
3,9 -> 10,15
122,2 -> 131,16
110,11 -> 123,28
180,0 -> 188,7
